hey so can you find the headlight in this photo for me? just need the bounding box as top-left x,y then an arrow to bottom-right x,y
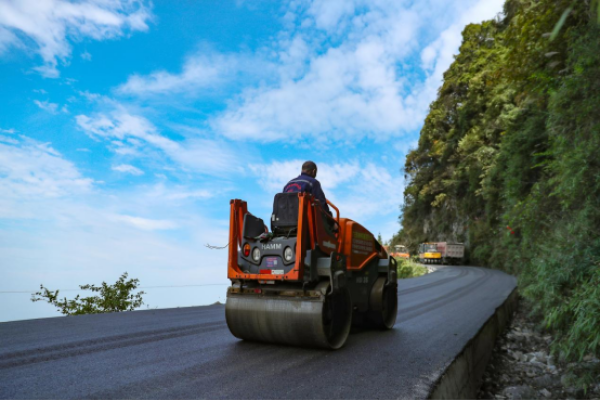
284,246 -> 293,262
252,247 -> 261,262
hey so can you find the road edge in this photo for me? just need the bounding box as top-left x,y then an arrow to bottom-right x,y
428,286 -> 519,399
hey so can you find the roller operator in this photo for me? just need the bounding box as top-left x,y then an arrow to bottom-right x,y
283,160 -> 332,216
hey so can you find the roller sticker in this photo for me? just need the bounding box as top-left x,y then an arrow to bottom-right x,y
352,230 -> 373,255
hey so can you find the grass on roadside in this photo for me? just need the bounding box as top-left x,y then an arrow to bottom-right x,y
396,257 -> 428,279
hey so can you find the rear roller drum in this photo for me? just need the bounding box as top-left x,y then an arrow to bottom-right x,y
225,283 -> 352,349
367,276 -> 398,329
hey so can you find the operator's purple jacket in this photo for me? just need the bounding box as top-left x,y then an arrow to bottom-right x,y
283,173 -> 332,215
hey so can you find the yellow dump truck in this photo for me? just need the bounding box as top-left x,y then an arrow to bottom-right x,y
418,243 -> 442,264
418,242 -> 465,265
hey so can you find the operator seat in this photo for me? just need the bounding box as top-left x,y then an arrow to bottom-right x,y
271,192 -> 299,236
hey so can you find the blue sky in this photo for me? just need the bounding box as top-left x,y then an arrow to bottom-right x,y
0,0 -> 504,322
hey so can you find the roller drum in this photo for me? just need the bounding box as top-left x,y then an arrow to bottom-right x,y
226,286 -> 352,349
367,276 -> 398,329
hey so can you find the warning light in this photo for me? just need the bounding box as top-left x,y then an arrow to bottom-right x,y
243,243 -> 251,257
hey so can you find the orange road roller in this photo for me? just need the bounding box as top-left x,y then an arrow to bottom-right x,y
225,192 -> 398,349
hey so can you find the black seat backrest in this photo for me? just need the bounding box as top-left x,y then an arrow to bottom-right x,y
271,192 -> 300,235
243,213 -> 266,239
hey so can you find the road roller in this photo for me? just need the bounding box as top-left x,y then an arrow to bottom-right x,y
225,192 -> 398,349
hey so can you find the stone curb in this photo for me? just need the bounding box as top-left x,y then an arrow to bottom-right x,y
429,287 -> 519,399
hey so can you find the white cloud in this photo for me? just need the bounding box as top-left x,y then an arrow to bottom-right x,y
77,110 -> 177,147
0,136 -> 93,204
114,214 -> 178,230
334,162 -> 401,219
117,52 -> 233,96
306,0 -> 357,32
76,108 -> 252,175
0,134 -> 19,144
145,182 -> 215,201
116,46 -> 276,97
212,41 -> 415,142
112,163 -> 144,175
34,99 -> 59,114
81,51 -> 92,61
210,0 -> 504,143
0,0 -> 152,77
0,25 -> 19,55
0,128 -> 16,134
34,99 -> 69,114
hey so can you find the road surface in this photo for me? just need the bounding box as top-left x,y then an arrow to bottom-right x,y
0,266 -> 516,399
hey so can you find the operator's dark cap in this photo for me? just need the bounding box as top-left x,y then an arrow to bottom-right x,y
302,161 -> 317,172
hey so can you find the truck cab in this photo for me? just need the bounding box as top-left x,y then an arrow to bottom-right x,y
418,243 -> 442,264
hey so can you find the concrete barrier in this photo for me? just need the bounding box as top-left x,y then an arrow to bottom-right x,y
429,287 -> 519,399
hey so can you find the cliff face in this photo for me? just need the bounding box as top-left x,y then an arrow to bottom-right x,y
399,0 -> 600,361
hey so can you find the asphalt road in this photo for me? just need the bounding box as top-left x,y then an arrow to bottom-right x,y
0,266 -> 516,399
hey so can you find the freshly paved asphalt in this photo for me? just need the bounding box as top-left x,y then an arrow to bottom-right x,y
0,266 -> 516,399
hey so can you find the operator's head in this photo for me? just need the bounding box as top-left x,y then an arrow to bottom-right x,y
302,160 -> 318,178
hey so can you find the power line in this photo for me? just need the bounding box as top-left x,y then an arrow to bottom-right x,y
0,283 -> 229,294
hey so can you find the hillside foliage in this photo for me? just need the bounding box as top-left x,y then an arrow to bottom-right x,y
397,0 -> 600,361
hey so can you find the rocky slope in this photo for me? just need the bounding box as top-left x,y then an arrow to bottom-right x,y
478,301 -> 600,400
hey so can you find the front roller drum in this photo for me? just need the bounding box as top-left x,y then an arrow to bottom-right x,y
226,285 -> 352,349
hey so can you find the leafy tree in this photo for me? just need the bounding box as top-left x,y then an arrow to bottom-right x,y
31,272 -> 145,315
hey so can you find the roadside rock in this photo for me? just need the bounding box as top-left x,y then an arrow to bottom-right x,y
532,374 -> 555,389
535,351 -> 548,364
502,385 -> 536,400
477,301 -> 600,400
510,350 -> 523,361
547,364 -> 558,375
517,364 -> 544,378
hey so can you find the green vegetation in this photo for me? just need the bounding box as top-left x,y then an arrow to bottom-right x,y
396,258 -> 428,279
31,272 -> 145,315
398,0 -> 600,363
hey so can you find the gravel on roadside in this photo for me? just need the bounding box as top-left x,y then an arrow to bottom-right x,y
478,300 -> 600,400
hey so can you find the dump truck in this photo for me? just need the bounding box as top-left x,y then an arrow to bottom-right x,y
225,192 -> 398,349
418,242 -> 464,265
436,242 -> 465,265
418,243 -> 442,264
